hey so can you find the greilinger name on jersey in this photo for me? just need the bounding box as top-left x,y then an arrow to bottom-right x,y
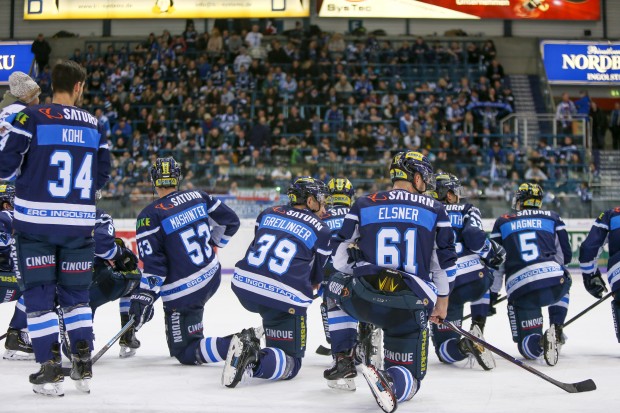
261,214 -> 315,243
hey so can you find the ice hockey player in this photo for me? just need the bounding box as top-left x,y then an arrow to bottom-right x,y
327,151 -> 458,413
219,177 -> 332,388
0,60 -> 111,396
88,201 -> 142,358
429,173 -> 505,370
0,184 -> 32,360
490,183 -> 572,366
579,206 -> 620,342
129,157 -> 240,366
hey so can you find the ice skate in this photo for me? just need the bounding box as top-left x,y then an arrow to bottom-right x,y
119,315 -> 140,359
324,349 -> 357,391
30,343 -> 64,397
222,328 -> 260,388
543,324 -> 560,366
458,325 -> 495,370
3,328 -> 34,361
360,364 -> 397,413
70,340 -> 92,394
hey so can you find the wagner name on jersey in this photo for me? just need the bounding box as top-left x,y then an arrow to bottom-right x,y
0,105 -> 110,237
490,209 -> 571,299
332,189 -> 457,305
136,189 -> 240,303
232,205 -> 332,315
580,207 -> 620,292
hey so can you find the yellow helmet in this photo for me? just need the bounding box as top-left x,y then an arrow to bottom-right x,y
327,178 -> 354,207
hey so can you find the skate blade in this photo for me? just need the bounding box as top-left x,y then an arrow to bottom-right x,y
222,336 -> 244,388
543,330 -> 559,366
119,346 -> 137,359
33,382 -> 64,397
360,365 -> 397,413
73,378 -> 91,394
327,378 -> 356,391
3,350 -> 35,361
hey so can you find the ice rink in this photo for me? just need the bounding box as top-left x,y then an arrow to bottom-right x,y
1,271 -> 619,413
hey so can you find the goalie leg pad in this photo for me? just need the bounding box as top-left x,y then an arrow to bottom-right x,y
164,307 -> 206,365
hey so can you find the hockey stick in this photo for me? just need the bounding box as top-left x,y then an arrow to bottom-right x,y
441,320 -> 596,393
463,295 -> 507,321
61,316 -> 135,375
0,332 -> 6,342
564,292 -> 613,328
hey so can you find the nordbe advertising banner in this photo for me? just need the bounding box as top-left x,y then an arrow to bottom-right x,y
317,0 -> 600,20
24,0 -> 310,19
541,41 -> 620,85
0,42 -> 35,85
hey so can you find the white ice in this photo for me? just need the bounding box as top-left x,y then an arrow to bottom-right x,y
1,271 -> 618,413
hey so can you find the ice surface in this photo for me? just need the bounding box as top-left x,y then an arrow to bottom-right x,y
1,271 -> 618,412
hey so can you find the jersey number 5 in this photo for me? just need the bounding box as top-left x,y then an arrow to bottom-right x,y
518,232 -> 540,262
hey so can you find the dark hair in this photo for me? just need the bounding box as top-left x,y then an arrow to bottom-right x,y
52,60 -> 86,95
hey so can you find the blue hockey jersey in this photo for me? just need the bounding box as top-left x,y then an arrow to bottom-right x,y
0,210 -> 14,272
136,190 -> 240,304
579,207 -> 620,292
445,203 -> 498,287
232,205 -> 332,315
0,104 -> 111,237
332,189 -> 458,305
321,205 -> 350,236
94,209 -> 119,265
490,209 -> 571,299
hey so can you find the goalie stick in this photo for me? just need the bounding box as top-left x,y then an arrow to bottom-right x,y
61,316 -> 135,375
442,320 -> 596,393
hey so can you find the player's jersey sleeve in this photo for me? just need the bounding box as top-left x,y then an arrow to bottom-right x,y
579,210 -> 610,274
490,218 -> 502,243
0,110 -> 34,181
554,214 -> 572,266
461,205 -> 496,262
310,227 -> 332,285
94,210 -> 118,260
332,202 -> 362,274
96,122 -> 111,190
136,208 -> 167,292
203,192 -> 240,248
431,204 -> 457,296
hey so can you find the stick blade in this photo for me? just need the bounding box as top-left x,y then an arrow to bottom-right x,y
316,345 -> 332,356
566,379 -> 597,393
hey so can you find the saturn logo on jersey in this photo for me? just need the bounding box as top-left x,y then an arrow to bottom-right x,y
38,108 -> 64,120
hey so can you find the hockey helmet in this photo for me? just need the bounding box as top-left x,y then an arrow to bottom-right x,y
287,177 -> 328,207
327,178 -> 354,207
0,184 -> 15,208
389,151 -> 435,191
512,182 -> 543,210
435,173 -> 464,203
150,157 -> 182,188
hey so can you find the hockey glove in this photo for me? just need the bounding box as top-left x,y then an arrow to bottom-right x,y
346,245 -> 366,264
113,238 -> 139,272
583,269 -> 608,299
485,240 -> 507,271
129,289 -> 156,331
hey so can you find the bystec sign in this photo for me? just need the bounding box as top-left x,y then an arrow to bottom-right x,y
317,0 -> 600,20
0,42 -> 35,85
542,41 -> 620,85
24,0 -> 309,19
